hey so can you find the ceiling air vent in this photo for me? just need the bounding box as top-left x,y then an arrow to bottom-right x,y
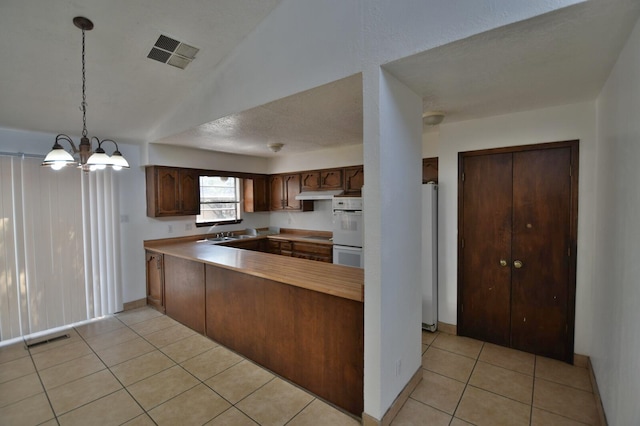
147,34 -> 199,70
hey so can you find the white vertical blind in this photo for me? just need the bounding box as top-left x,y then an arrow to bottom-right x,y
0,155 -> 122,341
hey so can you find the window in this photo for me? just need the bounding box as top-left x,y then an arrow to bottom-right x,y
196,176 -> 242,226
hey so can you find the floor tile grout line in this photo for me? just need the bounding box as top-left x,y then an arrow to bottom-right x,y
99,313 -> 277,425
71,322 -> 153,425
406,394 -> 457,420
114,309 -> 359,423
76,315 -> 193,425
529,355 -> 537,426
112,311 -> 338,424
24,337 -> 59,426
449,341 -> 484,422
283,397 -> 317,425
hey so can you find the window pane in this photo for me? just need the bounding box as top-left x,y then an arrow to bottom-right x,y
197,176 -> 241,224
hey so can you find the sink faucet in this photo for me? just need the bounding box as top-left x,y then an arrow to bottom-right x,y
207,223 -> 219,238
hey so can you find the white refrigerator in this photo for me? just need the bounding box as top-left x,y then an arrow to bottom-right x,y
422,183 -> 438,332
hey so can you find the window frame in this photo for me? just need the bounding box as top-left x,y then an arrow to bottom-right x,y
195,175 -> 243,227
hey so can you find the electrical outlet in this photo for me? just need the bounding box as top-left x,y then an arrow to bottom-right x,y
168,225 -> 173,233
395,359 -> 402,377
185,223 -> 193,231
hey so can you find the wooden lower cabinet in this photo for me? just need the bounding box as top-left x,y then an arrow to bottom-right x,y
267,239 -> 332,262
145,251 -> 165,313
164,255 -> 206,334
205,264 -> 363,416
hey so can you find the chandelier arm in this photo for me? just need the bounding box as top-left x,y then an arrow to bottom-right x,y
43,17 -> 128,172
55,134 -> 79,154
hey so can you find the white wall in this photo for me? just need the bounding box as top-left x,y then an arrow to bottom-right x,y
3,0 -> 591,420
591,17 -> 640,425
361,69 -> 423,419
423,101 -> 597,356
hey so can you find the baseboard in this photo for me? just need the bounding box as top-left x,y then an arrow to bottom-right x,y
573,353 -> 589,368
437,321 -> 456,335
122,298 -> 147,311
362,367 -> 423,426
587,358 -> 608,426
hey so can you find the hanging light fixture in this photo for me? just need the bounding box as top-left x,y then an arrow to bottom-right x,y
42,17 -> 129,172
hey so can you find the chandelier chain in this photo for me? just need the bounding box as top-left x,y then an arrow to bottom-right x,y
81,28 -> 87,138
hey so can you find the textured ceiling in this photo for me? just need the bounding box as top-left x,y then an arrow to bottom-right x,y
155,0 -> 640,157
154,74 -> 363,157
385,0 -> 640,123
0,1 -> 639,157
0,0 -> 282,144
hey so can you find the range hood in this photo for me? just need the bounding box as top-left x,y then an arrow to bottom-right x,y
295,189 -> 344,200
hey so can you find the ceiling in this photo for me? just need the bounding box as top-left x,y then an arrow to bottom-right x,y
0,0 -> 282,144
385,0 -> 640,123
1,1 -> 639,158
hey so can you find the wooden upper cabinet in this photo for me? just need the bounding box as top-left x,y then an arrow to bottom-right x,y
320,169 -> 343,190
269,174 -> 313,211
284,174 -> 303,210
301,169 -> 343,191
146,166 -> 200,217
269,175 -> 285,210
244,176 -> 270,212
301,171 -> 321,191
343,166 -> 364,194
422,157 -> 439,183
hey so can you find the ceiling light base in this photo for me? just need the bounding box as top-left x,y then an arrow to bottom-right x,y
268,143 -> 284,153
423,111 -> 445,126
73,17 -> 94,31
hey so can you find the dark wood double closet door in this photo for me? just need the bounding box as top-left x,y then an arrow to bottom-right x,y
458,141 -> 579,363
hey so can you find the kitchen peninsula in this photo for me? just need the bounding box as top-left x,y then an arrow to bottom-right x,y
144,232 -> 364,416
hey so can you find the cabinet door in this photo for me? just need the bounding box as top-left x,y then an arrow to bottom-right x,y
269,175 -> 285,210
320,169 -> 343,190
164,255 -> 205,333
244,176 -> 270,212
179,169 -> 200,215
292,241 -> 332,263
145,251 -> 164,312
284,174 -> 302,210
344,166 -> 364,194
146,166 -> 200,217
156,167 -> 180,215
267,240 -> 281,254
301,172 -> 320,191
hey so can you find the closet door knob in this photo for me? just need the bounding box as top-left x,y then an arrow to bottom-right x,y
499,259 -> 507,267
513,260 -> 523,269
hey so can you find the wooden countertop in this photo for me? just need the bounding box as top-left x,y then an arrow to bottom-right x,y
145,237 -> 363,302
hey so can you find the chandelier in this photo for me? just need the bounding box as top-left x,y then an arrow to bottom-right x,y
42,17 -> 129,172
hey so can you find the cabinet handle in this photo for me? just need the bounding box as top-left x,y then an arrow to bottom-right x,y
513,260 -> 523,269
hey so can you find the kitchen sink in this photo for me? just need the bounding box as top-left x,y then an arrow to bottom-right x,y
196,234 -> 255,243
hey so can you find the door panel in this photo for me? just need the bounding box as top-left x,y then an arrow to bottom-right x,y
458,141 -> 578,363
510,148 -> 571,360
460,153 -> 513,346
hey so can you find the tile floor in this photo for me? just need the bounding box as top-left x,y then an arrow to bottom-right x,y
0,307 -> 600,425
390,330 -> 601,425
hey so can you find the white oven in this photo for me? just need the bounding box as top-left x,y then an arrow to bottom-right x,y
333,245 -> 363,268
332,197 -> 363,268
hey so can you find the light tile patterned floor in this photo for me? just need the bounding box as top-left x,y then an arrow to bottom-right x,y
390,330 -> 601,425
0,307 -> 600,425
0,307 -> 359,426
